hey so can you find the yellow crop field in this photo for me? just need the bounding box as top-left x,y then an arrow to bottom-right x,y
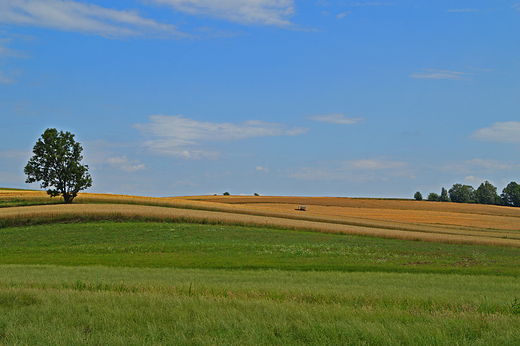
185,195 -> 520,231
1,203 -> 519,247
0,189 -> 49,198
2,190 -> 520,247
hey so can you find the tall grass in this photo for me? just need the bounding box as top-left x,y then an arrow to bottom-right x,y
1,266 -> 520,345
2,191 -> 520,344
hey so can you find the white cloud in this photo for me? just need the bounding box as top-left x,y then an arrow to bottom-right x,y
336,12 -> 350,19
464,175 -> 481,183
306,113 -> 363,125
174,150 -> 220,160
256,166 -> 269,172
82,140 -> 135,165
147,0 -> 296,26
0,0 -> 187,38
410,69 -> 474,81
106,156 -> 146,172
469,122 -> 520,143
135,114 -> 308,158
136,115 -> 308,141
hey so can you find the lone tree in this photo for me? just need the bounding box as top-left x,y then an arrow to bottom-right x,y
24,128 -> 92,204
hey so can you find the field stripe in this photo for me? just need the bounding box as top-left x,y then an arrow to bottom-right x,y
2,204 -> 520,247
72,196 -> 520,240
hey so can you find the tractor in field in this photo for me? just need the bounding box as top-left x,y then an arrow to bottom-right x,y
295,206 -> 306,211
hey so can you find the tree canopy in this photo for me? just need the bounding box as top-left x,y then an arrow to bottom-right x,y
501,182 -> 520,207
427,192 -> 440,202
448,184 -> 475,203
417,181 -> 518,207
440,187 -> 449,202
24,128 -> 92,204
475,181 -> 499,205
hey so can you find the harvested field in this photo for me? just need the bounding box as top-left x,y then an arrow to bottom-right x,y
184,196 -> 520,231
2,203 -> 520,247
0,189 -> 48,198
2,190 -> 520,246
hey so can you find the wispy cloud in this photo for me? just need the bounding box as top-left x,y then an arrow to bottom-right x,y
464,175 -> 482,184
0,70 -> 21,84
410,69 -> 474,81
446,9 -> 479,13
135,114 -> 309,158
106,156 -> 146,172
306,113 -> 363,125
440,158 -> 517,175
350,2 -> 394,7
469,121 -> 520,143
148,0 -> 296,27
0,0 -> 187,38
336,12 -> 350,19
467,158 -> 512,169
0,38 -> 27,58
342,159 -> 406,170
289,159 -> 408,181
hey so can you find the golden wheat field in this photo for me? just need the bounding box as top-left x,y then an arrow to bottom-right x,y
186,195 -> 520,229
2,189 -> 520,247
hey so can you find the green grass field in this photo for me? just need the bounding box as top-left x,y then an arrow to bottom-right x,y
1,220 -> 520,344
1,221 -> 520,275
1,266 -> 520,345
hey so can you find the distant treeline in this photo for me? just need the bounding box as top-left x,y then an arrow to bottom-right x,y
414,181 -> 520,207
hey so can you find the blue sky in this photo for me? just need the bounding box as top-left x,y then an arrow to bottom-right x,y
1,0 -> 519,198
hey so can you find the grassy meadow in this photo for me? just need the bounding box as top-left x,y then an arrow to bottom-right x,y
1,189 -> 520,344
2,266 -> 520,345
